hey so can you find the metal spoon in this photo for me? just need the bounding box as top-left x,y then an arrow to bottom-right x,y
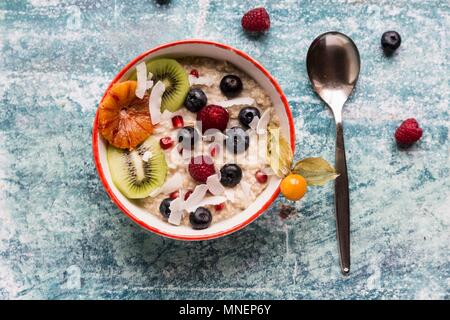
306,31 -> 360,275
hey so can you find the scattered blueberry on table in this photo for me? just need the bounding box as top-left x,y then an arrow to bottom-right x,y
381,31 -> 402,55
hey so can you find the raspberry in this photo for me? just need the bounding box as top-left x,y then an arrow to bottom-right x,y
188,156 -> 216,183
241,7 -> 270,33
197,105 -> 229,133
395,118 -> 423,146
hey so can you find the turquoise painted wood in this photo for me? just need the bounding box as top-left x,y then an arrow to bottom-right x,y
0,0 -> 448,299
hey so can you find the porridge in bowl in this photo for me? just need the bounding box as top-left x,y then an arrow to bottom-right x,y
97,56 -> 284,230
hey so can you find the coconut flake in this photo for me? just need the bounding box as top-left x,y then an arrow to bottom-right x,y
148,81 -> 165,125
149,173 -> 183,197
168,197 -> 185,225
146,80 -> 154,90
142,151 -> 152,162
183,184 -> 209,211
170,196 -> 185,212
248,115 -> 260,131
206,174 -> 225,196
135,62 -> 147,99
168,210 -> 183,225
178,189 -> 186,201
256,109 -> 271,134
216,97 -> 255,109
160,173 -> 184,194
224,189 -> 236,203
262,166 -> 276,176
240,181 -> 252,198
189,75 -> 214,87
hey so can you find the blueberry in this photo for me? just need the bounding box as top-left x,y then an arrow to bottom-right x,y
189,207 -> 212,230
220,75 -> 243,98
220,164 -> 242,187
381,31 -> 401,54
225,126 -> 249,154
184,88 -> 207,112
159,198 -> 173,219
238,107 -> 261,128
177,126 -> 199,149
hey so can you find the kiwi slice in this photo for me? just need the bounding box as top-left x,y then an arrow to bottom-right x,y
129,58 -> 189,112
107,136 -> 168,199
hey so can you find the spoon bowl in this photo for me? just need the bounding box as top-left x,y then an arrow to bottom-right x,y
306,32 -> 360,274
307,32 -> 360,117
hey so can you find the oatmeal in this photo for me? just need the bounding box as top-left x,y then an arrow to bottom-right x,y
98,56 -> 280,230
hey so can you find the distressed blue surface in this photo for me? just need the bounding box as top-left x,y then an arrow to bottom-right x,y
0,0 -> 449,299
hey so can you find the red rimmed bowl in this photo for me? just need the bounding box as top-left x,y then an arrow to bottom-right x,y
92,40 -> 295,240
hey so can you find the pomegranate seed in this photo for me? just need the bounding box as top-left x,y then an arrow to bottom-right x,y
215,203 -> 225,211
190,69 -> 199,78
171,115 -> 184,128
255,170 -> 268,183
159,137 -> 174,150
184,190 -> 193,201
169,191 -> 179,199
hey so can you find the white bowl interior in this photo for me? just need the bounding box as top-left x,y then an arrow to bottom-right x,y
96,42 -> 292,239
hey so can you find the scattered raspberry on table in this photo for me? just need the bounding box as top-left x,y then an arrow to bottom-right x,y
241,7 -> 270,33
395,118 -> 423,146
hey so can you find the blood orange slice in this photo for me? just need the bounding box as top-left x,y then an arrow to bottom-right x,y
98,81 -> 153,150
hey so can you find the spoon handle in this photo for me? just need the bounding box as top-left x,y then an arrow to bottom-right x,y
335,121 -> 350,275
